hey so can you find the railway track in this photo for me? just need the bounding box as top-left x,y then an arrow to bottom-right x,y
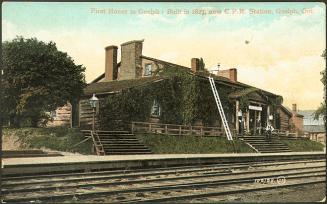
2,159 -> 325,203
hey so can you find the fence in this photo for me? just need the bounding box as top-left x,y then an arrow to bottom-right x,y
274,129 -> 310,140
131,121 -> 237,137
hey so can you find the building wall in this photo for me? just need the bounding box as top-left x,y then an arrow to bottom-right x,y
277,107 -> 291,132
47,103 -> 72,127
79,98 -> 100,129
141,58 -> 164,76
291,115 -> 303,134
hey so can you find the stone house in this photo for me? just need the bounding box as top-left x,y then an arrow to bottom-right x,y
49,40 -> 293,135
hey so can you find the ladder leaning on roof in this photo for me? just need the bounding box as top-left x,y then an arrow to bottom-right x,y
208,76 -> 233,141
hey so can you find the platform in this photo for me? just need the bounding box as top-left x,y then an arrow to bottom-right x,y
2,152 -> 325,176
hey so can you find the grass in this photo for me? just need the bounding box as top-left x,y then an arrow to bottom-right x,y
135,134 -> 255,154
3,127 -> 93,154
280,139 -> 325,152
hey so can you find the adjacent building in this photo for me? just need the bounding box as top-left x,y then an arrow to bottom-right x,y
299,110 -> 325,143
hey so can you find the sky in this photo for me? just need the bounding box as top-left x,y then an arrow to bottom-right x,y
2,2 -> 326,110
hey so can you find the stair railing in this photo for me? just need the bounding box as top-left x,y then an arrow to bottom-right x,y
91,130 -> 105,156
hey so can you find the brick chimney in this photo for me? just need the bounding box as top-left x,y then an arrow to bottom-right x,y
216,68 -> 237,82
120,40 -> 144,80
229,68 -> 237,82
191,58 -> 200,72
104,45 -> 118,81
292,104 -> 297,112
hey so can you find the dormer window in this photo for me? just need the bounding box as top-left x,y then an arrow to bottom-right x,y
144,63 -> 152,76
151,99 -> 161,116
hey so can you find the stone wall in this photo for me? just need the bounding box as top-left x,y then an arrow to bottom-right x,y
119,40 -> 143,80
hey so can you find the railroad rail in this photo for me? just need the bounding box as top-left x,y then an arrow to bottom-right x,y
2,158 -> 325,203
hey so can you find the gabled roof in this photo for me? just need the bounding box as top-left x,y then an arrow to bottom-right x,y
84,76 -> 166,96
91,62 -> 122,83
303,125 -> 325,133
298,110 -> 325,126
141,55 -> 191,72
284,106 -> 304,117
228,87 -> 268,103
193,71 -> 279,98
87,55 -> 281,99
228,87 -> 259,98
279,105 -> 293,117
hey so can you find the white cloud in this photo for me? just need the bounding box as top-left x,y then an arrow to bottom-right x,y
237,55 -> 324,109
2,20 -> 19,41
2,4 -> 325,109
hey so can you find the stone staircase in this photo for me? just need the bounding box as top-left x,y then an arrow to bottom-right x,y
82,130 -> 152,155
240,135 -> 292,153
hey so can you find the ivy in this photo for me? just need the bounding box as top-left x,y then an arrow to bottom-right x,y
99,64 -> 237,130
239,96 -> 250,112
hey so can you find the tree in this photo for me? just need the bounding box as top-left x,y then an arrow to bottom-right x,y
199,58 -> 205,70
314,50 -> 326,124
2,37 -> 86,127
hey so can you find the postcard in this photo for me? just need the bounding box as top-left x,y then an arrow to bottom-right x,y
1,1 -> 325,203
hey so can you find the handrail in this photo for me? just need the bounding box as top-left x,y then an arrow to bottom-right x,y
131,121 -> 236,137
131,121 -> 224,130
90,130 -> 105,155
71,137 -> 91,149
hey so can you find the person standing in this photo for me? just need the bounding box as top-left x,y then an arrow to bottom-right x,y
266,122 -> 274,141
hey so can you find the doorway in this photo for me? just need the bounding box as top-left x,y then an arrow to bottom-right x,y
249,109 -> 263,135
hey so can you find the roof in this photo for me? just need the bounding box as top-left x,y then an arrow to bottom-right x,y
228,87 -> 269,103
279,105 -> 293,117
87,55 -> 281,99
285,106 -> 304,118
141,55 -> 191,72
298,110 -> 325,125
91,62 -> 121,83
303,125 -> 325,133
84,76 -> 166,96
193,71 -> 279,98
228,87 -> 259,98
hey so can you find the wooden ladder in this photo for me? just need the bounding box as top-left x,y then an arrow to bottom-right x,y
209,76 -> 233,141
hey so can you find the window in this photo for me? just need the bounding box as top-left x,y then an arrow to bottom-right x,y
144,63 -> 152,76
151,99 -> 161,116
50,111 -> 57,119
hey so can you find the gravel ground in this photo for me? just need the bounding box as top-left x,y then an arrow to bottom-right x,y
199,183 -> 326,203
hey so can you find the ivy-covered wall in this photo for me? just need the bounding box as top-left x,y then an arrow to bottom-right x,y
98,66 -> 235,130
98,65 -> 282,130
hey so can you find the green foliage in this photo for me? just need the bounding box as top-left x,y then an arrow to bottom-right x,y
236,88 -> 260,112
99,78 -> 182,129
314,50 -> 326,124
3,127 -> 92,154
314,103 -> 325,122
99,64 -> 235,129
136,133 -> 255,153
199,58 -> 205,70
2,36 -> 86,127
239,95 -> 250,112
280,139 -> 324,152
